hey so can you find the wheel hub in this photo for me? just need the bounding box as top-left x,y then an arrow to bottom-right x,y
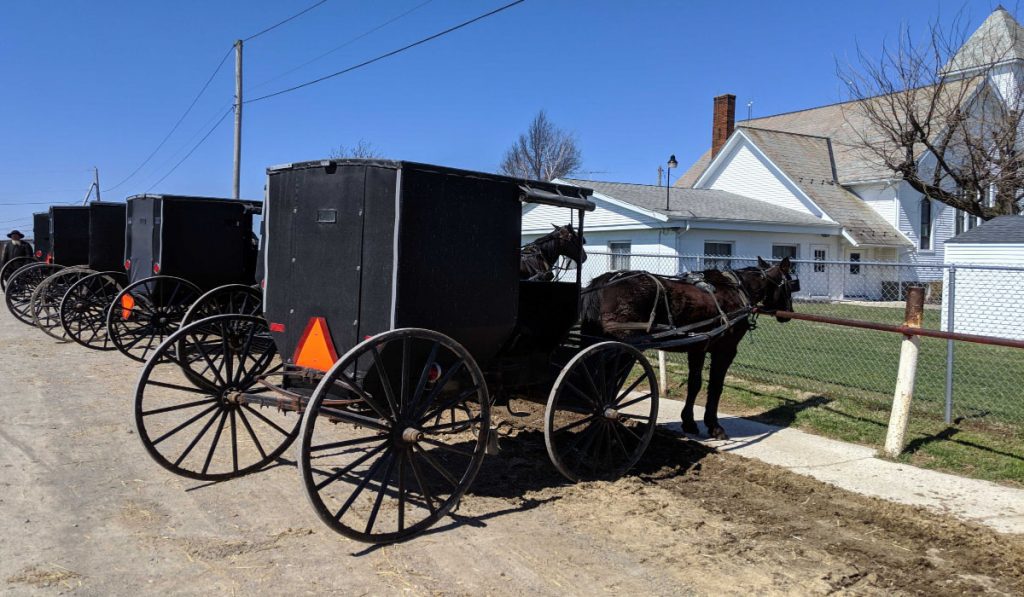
400,427 -> 423,444
603,407 -> 621,421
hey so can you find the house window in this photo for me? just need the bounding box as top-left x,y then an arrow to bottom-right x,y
849,252 -> 861,275
704,241 -> 733,270
920,198 -> 932,250
608,241 -> 631,270
955,209 -> 980,235
813,249 -> 826,273
771,244 -> 798,274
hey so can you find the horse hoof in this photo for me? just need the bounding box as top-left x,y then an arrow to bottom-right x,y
681,420 -> 699,434
707,426 -> 730,440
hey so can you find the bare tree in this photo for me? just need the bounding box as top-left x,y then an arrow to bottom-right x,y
838,12 -> 1024,219
330,139 -> 383,159
500,110 -> 583,181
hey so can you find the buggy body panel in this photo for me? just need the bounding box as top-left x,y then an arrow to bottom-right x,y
49,206 -> 90,266
88,202 -> 127,271
32,212 -> 50,259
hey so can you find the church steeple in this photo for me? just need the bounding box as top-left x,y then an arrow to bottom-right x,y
944,7 -> 1024,77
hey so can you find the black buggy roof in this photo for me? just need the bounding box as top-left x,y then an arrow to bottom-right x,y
267,159 -> 596,212
125,194 -> 263,212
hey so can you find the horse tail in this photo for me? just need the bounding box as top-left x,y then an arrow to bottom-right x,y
579,273 -> 610,335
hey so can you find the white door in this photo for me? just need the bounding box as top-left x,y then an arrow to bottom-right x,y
844,248 -> 868,298
807,244 -> 830,297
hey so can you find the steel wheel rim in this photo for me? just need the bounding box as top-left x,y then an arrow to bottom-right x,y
32,267 -> 93,340
181,284 -> 263,326
5,264 -> 65,325
298,328 -> 490,544
0,257 -> 35,292
545,341 -> 659,483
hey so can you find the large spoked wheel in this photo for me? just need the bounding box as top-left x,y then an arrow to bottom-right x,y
31,267 -> 93,340
298,328 -> 490,544
5,264 -> 65,325
107,276 -> 202,362
59,271 -> 127,350
134,314 -> 298,481
1,256 -> 35,292
181,284 -> 262,326
545,341 -> 659,482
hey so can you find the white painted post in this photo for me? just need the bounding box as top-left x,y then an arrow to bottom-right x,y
658,350 -> 667,395
884,286 -> 925,459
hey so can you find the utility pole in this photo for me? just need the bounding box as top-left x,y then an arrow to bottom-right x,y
233,39 -> 243,199
93,167 -> 101,202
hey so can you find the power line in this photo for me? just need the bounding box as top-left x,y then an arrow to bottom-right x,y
146,107 -> 234,192
103,47 -> 234,193
244,0 -> 330,42
245,0 -> 526,104
248,0 -> 435,93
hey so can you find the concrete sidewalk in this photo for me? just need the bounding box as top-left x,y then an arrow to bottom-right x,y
653,397 -> 1024,534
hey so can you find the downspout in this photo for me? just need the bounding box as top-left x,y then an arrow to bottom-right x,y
677,221 -> 691,273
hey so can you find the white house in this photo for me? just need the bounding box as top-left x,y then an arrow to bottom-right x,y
678,7 -> 1024,271
941,215 -> 1024,340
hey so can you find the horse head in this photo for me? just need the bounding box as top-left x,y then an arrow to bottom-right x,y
756,256 -> 797,322
550,223 -> 587,265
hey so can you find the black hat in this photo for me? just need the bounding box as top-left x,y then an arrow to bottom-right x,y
6,230 -> 24,239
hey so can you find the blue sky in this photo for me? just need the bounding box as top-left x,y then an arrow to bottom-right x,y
0,0 -> 1005,234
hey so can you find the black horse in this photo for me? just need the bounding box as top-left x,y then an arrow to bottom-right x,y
520,224 -> 587,281
580,257 -> 796,439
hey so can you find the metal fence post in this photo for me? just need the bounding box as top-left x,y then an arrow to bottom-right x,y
658,350 -> 668,395
945,264 -> 956,425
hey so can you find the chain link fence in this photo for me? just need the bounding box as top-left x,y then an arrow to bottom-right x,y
576,251 -> 1024,431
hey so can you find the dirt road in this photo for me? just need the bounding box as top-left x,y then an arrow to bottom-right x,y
1,310 -> 1022,596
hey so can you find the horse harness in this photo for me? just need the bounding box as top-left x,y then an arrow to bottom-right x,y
596,270 -> 754,339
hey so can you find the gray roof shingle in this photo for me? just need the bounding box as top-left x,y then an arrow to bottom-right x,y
945,7 -> 1024,74
561,178 -> 836,228
946,215 -> 1024,244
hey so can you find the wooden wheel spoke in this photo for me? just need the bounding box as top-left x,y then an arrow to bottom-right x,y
315,442 -> 388,491
201,409 -> 230,475
417,385 -> 479,426
608,423 -> 631,458
230,410 -> 239,472
333,448 -> 393,522
420,415 -> 482,434
318,405 -> 390,433
364,453 -> 398,534
418,437 -> 475,458
579,362 -> 606,407
397,453 -> 407,532
553,415 -> 595,435
241,404 -> 293,437
309,434 -> 386,453
564,379 -> 599,409
616,375 -> 647,403
145,379 -> 216,396
236,407 -> 267,459
152,404 -> 220,446
619,413 -> 651,423
142,397 -> 218,416
173,408 -> 224,466
332,373 -> 390,422
407,342 -> 440,417
615,393 -> 653,410
407,448 -> 438,515
187,331 -> 229,387
413,359 -> 465,420
413,443 -> 459,488
615,420 -> 643,443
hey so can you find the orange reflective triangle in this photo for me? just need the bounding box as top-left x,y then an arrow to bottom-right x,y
293,317 -> 340,372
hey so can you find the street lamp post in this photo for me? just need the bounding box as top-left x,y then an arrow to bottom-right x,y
665,154 -> 678,210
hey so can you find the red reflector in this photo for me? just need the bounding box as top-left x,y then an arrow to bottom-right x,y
364,335 -> 373,340
269,322 -> 285,333
35,250 -> 42,258
293,317 -> 339,372
427,363 -> 442,382
124,259 -> 131,270
46,253 -> 53,264
153,263 -> 161,274
260,279 -> 266,289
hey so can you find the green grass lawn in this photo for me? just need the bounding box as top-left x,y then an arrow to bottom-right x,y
655,301 -> 1024,485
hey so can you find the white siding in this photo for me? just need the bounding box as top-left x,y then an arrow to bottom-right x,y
894,181 -> 957,267
699,140 -> 822,217
848,182 -> 897,228
941,243 -> 1024,340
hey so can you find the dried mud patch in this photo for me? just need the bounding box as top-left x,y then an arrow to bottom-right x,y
461,419 -> 1024,595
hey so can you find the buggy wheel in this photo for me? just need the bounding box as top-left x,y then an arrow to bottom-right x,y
31,267 -> 94,340
59,271 -> 127,350
5,264 -> 65,325
545,341 -> 659,482
107,276 -> 202,362
181,284 -> 262,326
298,328 -> 490,544
134,314 -> 298,480
1,256 -> 35,292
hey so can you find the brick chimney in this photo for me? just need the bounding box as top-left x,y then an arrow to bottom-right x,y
712,94 -> 736,158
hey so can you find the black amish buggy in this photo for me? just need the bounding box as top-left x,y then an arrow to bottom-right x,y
55,202 -> 132,349
5,205 -> 92,326
131,159 -> 666,544
105,194 -> 263,362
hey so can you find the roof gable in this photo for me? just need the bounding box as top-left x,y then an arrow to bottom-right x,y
945,7 -> 1024,75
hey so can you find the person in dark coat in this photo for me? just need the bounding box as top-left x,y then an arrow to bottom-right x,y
1,230 -> 34,270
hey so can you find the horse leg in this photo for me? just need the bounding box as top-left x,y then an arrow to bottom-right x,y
680,349 -> 705,434
704,345 -> 737,440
